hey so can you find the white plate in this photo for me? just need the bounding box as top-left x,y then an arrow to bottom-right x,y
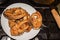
1,3 -> 40,40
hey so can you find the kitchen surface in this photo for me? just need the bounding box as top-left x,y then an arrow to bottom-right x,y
0,0 -> 60,40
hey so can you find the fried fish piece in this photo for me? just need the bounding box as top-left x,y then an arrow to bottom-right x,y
4,7 -> 28,20
31,11 -> 42,29
8,20 -> 16,28
10,29 -> 19,36
26,26 -> 32,32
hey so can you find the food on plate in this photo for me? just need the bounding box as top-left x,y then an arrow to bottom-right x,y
8,15 -> 31,35
4,7 -> 42,36
26,25 -> 32,32
4,7 -> 28,20
10,28 -> 19,36
31,11 -> 42,29
10,22 -> 32,36
8,20 -> 16,28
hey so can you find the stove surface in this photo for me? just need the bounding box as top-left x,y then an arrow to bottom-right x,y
0,0 -> 60,40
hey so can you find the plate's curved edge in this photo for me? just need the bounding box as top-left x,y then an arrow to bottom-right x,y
1,3 -> 40,40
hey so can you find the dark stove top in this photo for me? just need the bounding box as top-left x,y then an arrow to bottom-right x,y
0,0 -> 60,40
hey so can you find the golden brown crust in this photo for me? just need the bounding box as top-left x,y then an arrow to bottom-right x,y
4,7 -> 28,20
4,7 -> 42,36
8,10 -> 31,35
31,11 -> 42,29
